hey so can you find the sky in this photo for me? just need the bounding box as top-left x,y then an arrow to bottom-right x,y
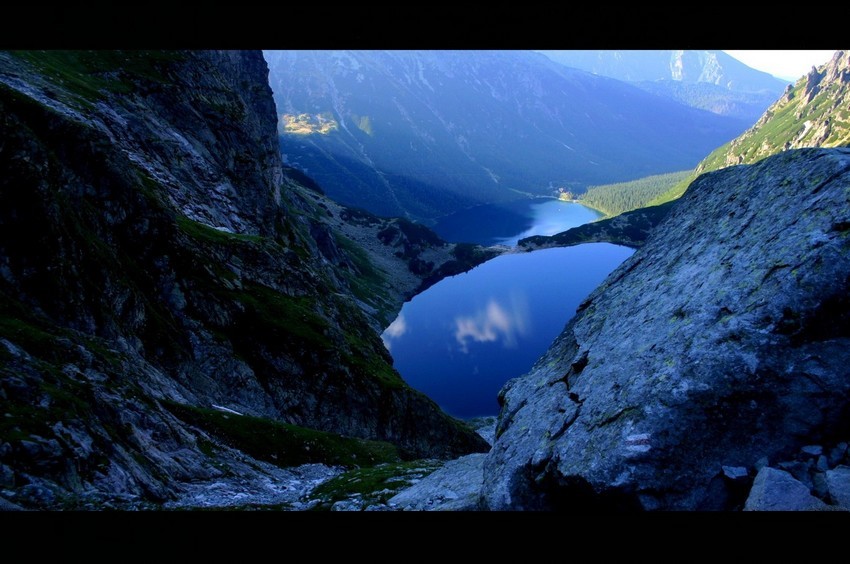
723,50 -> 837,82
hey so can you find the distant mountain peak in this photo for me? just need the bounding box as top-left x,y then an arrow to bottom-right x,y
811,49 -> 850,94
535,50 -> 788,122
536,50 -> 787,93
697,49 -> 849,171
264,49 -> 748,221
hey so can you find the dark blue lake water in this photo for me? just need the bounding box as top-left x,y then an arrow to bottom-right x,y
432,198 -> 603,246
382,243 -> 634,418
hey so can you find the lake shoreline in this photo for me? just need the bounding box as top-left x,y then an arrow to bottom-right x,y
383,243 -> 635,417
433,198 -> 603,247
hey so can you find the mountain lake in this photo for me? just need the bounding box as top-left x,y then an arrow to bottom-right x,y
383,200 -> 634,417
431,197 -> 603,246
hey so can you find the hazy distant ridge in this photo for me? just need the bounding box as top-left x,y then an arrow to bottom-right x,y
537,50 -> 788,122
265,50 -> 748,221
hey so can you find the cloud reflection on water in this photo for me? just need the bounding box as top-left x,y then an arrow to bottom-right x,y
454,293 -> 530,353
381,314 -> 407,351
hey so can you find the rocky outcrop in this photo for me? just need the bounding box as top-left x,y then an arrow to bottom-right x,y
743,468 -> 829,511
482,147 -> 850,510
290,184 -> 500,329
737,441 -> 850,511
0,50 -> 487,509
825,466 -> 850,507
388,453 -> 487,511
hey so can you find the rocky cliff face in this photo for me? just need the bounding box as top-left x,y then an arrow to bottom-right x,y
482,147 -> 850,510
286,181 -> 501,329
0,50 -> 487,509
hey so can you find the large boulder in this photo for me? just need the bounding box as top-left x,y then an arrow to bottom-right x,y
825,466 -> 850,509
744,467 -> 828,511
389,453 -> 487,511
482,148 -> 850,510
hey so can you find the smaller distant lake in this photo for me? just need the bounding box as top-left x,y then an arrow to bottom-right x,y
382,243 -> 634,418
432,198 -> 602,246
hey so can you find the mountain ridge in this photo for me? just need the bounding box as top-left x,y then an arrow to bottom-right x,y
536,50 -> 787,91
537,50 -> 788,122
646,49 -> 850,206
697,49 -> 850,172
265,49 -> 749,221
521,50 -> 848,251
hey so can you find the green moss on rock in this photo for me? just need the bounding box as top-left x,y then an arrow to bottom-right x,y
10,50 -> 188,106
163,401 -> 401,469
307,459 -> 443,510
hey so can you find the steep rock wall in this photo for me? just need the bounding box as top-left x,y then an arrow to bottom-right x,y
483,148 -> 850,510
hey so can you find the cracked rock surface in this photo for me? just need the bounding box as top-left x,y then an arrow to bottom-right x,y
483,147 -> 850,510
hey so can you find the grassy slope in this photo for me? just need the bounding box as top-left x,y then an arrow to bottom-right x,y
10,50 -> 186,106
163,402 -> 401,468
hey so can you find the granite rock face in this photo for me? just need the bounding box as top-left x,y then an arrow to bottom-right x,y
0,50 -> 487,509
482,147 -> 850,510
